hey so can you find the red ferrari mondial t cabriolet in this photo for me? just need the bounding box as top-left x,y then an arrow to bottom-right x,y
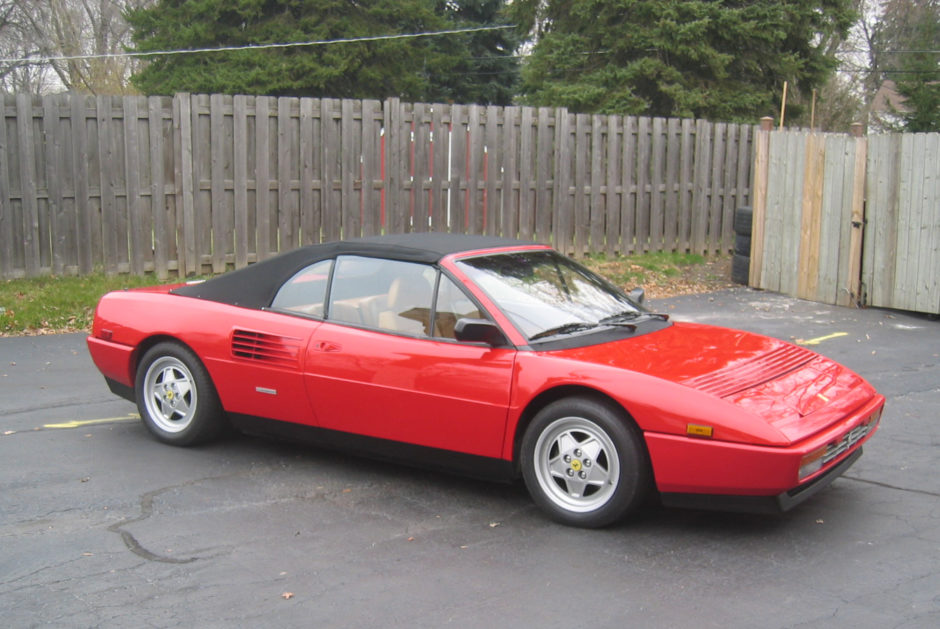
87,234 -> 884,527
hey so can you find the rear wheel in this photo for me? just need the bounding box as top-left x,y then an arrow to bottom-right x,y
135,342 -> 224,446
521,397 -> 650,528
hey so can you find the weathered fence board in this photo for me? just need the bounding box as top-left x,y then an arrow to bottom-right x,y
1,92 -> 754,279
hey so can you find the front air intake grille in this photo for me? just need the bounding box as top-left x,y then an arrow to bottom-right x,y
231,330 -> 301,367
823,410 -> 882,464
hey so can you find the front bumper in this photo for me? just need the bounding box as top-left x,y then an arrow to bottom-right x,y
660,447 -> 863,514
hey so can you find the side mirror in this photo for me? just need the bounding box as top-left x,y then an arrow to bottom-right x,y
454,318 -> 509,347
628,287 -> 646,306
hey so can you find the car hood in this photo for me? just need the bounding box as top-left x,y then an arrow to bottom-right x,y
556,321 -> 874,442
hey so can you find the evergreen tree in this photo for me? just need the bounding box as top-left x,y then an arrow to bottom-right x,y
126,0 -> 519,104
877,0 -> 940,132
509,0 -> 856,121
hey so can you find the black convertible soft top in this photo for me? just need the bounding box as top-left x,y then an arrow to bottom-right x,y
171,233 -> 538,309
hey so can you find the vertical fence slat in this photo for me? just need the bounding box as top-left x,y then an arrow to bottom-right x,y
277,97 -> 295,249
919,133 -> 940,313
209,94 -> 226,273
635,117 -> 651,253
706,123 -> 726,254
483,105 -> 500,236
232,95 -> 249,266
843,133 -> 867,307
690,119 -> 710,256
519,106 -> 534,240
411,102 -> 429,233
796,133 -> 825,301
677,118 -> 694,253
149,97 -> 169,277
663,118 -> 680,252
124,96 -> 145,275
604,115 -> 621,256
465,105 -> 482,235
588,114 -> 604,254
649,117 -> 666,252
0,97 -> 13,277
385,98 -> 405,235
500,106 -> 518,239
17,95 -> 41,275
620,116 -> 637,256
360,99 -> 380,237
254,96 -> 273,261
431,104 -> 447,232
573,113 -> 589,256
42,95 -> 65,274
340,98 -> 359,238
720,124 -> 738,251
448,104 -> 466,234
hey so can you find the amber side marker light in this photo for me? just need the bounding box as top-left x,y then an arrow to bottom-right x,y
686,424 -> 714,438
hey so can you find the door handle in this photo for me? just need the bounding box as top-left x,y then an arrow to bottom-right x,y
314,341 -> 342,353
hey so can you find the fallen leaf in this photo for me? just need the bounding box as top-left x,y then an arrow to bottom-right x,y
281,592 -> 294,600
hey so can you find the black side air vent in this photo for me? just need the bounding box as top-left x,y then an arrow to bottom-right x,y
231,330 -> 301,367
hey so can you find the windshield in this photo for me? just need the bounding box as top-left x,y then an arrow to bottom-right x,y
456,250 -> 645,341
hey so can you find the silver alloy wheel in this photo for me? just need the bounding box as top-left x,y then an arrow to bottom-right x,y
532,416 -> 621,513
142,355 -> 198,434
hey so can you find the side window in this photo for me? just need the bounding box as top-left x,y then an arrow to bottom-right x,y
270,259 -> 333,316
328,256 -> 435,336
433,275 -> 483,339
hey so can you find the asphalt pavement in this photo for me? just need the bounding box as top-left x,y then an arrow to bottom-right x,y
1,287 -> 937,628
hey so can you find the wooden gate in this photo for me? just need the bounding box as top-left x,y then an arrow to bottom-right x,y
749,119 -> 939,316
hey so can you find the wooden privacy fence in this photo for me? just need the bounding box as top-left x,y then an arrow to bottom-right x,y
0,92 -> 755,279
749,120 -> 940,315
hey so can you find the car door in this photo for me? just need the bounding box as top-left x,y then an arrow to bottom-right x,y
303,256 -> 516,459
207,259 -> 332,426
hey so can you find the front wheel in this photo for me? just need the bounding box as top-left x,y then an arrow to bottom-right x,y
135,342 -> 225,446
521,397 -> 650,528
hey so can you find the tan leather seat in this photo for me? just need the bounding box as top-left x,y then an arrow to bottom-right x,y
378,277 -> 431,335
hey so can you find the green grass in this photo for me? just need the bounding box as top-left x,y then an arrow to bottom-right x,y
582,251 -> 706,288
0,273 -> 175,335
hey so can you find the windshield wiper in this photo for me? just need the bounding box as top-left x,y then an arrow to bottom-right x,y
598,311 -> 642,325
599,311 -> 669,325
529,322 -> 598,341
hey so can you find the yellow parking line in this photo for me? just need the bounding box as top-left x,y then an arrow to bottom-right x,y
44,415 -> 139,429
796,332 -> 849,346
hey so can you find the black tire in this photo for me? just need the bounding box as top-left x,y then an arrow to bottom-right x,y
521,397 -> 650,528
135,342 -> 225,446
733,206 -> 753,235
732,253 -> 750,285
734,233 -> 751,256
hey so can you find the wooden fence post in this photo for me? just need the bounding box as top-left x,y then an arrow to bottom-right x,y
749,116 -> 773,286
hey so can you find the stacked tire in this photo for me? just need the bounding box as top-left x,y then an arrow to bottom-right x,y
732,206 -> 752,285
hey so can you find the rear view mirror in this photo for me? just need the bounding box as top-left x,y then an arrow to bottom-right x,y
454,318 -> 508,347
628,287 -> 646,306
